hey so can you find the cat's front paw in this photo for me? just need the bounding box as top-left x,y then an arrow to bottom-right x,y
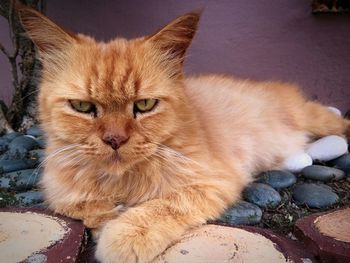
95,219 -> 167,263
83,205 -> 124,229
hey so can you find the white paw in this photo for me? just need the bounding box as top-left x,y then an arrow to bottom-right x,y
95,219 -> 162,263
283,152 -> 312,173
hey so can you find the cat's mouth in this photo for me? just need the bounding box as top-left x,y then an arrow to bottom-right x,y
111,151 -> 122,162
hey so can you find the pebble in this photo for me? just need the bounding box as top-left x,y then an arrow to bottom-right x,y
282,152 -> 313,173
292,183 -> 339,208
35,136 -> 46,149
8,135 -> 39,159
0,152 -> 11,160
0,159 -> 37,173
0,138 -> 9,154
256,170 -> 296,189
15,191 -> 44,206
27,254 -> 48,263
329,154 -> 350,175
0,169 -> 41,191
218,200 -> 262,225
306,135 -> 348,162
26,126 -> 43,137
1,132 -> 21,142
301,165 -> 345,181
29,149 -> 45,163
243,183 -> 281,208
327,106 -> 341,116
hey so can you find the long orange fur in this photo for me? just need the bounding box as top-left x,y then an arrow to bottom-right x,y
18,7 -> 350,263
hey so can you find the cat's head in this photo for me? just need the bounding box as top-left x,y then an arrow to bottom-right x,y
18,7 -> 200,176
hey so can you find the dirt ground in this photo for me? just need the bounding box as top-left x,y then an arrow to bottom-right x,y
259,178 -> 350,236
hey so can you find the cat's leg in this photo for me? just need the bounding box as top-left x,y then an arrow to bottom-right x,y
303,101 -> 350,137
95,177 -> 244,263
52,200 -> 123,229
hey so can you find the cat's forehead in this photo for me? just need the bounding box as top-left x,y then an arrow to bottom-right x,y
70,38 -> 157,105
81,40 -> 139,103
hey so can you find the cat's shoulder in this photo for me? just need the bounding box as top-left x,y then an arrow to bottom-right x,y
184,74 -> 301,94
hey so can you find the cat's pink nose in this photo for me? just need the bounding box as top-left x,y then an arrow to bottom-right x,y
102,134 -> 129,150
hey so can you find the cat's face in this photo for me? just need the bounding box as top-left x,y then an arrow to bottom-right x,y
39,38 -> 188,175
19,7 -> 200,176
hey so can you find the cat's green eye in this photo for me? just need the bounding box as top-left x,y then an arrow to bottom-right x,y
69,100 -> 96,114
134,99 -> 158,114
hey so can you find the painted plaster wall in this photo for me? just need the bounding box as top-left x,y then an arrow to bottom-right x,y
0,0 -> 349,111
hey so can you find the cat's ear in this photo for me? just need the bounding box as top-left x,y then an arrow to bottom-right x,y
147,11 -> 201,64
17,5 -> 76,56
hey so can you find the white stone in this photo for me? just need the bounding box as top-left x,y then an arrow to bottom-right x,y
327,106 -> 342,116
283,152 -> 312,173
306,135 -> 348,162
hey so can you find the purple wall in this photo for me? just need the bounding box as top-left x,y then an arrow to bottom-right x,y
1,0 -> 349,111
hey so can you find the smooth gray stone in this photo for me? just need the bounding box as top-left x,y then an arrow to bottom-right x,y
329,154 -> 350,175
302,165 -> 345,181
256,170 -> 296,189
0,190 -> 17,207
0,152 -> 10,160
15,191 -> 44,206
2,132 -> 21,142
26,126 -> 43,137
292,183 -> 339,208
29,149 -> 45,163
243,183 -> 281,208
0,169 -> 41,191
0,138 -> 8,154
8,135 -> 39,159
0,159 -> 37,173
218,201 -> 262,225
35,136 -> 46,149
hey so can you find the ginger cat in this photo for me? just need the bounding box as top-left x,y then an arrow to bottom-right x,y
18,7 -> 350,263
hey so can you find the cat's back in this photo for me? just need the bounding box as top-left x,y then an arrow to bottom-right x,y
183,74 -> 302,126
183,75 -> 308,173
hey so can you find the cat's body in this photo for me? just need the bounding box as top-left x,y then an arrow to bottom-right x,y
19,7 -> 350,263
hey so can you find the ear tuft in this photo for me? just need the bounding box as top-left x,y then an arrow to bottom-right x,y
147,11 -> 201,62
17,4 -> 75,55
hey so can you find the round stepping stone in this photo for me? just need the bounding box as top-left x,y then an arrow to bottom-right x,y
256,170 -> 296,189
306,135 -> 348,162
0,159 -> 37,173
295,208 -> 350,262
283,152 -> 313,173
0,208 -> 86,263
329,154 -> 350,175
243,183 -> 281,208
15,191 -> 44,206
292,183 -> 339,208
154,224 -> 315,263
302,165 -> 345,181
26,126 -> 43,137
217,201 -> 262,225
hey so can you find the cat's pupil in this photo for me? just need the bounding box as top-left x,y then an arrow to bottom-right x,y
133,99 -> 158,117
69,100 -> 96,115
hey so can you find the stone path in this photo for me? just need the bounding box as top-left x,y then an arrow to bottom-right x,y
0,126 -> 350,262
0,127 -> 44,207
